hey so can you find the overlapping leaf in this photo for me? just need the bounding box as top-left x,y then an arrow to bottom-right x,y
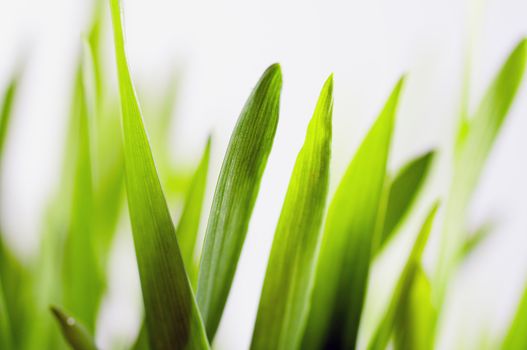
110,0 -> 209,348
251,75 -> 333,350
303,77 -> 404,349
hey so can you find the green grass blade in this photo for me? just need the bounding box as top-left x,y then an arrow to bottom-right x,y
196,64 -> 282,338
109,0 -> 210,349
436,38 -> 527,305
393,265 -> 436,350
377,151 -> 435,252
303,77 -> 404,350
177,137 -> 211,285
502,282 -> 527,350
0,70 -> 20,158
368,203 -> 439,350
50,306 -> 97,350
251,75 -> 333,350
62,59 -> 102,331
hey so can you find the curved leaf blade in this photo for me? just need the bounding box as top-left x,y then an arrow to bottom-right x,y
251,75 -> 333,350
197,64 -> 282,339
109,0 -> 209,349
303,77 -> 404,350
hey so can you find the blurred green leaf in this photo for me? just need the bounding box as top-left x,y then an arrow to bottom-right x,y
131,322 -> 150,350
62,53 -> 103,331
303,77 -> 404,350
0,278 -> 12,349
393,265 -> 436,350
377,150 -> 435,252
502,282 -> 527,350
177,137 -> 211,286
50,306 -> 97,350
436,38 -> 527,305
0,70 -> 20,158
110,0 -> 210,348
251,75 -> 333,350
368,203 -> 439,350
196,63 -> 282,339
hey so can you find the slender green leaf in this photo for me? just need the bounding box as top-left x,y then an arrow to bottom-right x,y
393,265 -> 436,350
459,222 -> 493,263
251,75 -> 333,350
50,306 -> 97,350
62,57 -> 102,331
377,150 -> 435,252
196,64 -> 282,338
368,203 -> 439,350
109,0 -> 209,349
0,71 -> 20,158
436,38 -> 527,305
177,137 -> 211,285
303,77 -> 405,350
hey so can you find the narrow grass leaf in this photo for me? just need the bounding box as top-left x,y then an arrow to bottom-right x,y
110,0 -> 209,348
0,72 -> 19,158
50,306 -> 97,350
62,58 -> 102,331
377,150 -> 435,252
368,203 -> 439,350
303,77 -> 404,350
502,281 -> 527,349
177,137 -> 211,285
393,265 -> 436,350
197,64 -> 282,339
251,75 -> 333,350
436,38 -> 527,305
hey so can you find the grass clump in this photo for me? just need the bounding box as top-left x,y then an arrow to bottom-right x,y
0,0 -> 526,349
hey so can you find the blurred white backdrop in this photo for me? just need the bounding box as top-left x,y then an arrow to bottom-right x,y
1,0 -> 527,349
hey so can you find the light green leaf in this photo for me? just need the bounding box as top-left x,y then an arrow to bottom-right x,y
0,67 -> 21,161
377,150 -> 435,252
177,137 -> 211,286
393,265 -> 436,350
196,64 -> 282,339
109,0 -> 210,349
0,278 -> 12,350
62,56 -> 102,332
50,306 -> 97,350
251,75 -> 333,350
436,38 -> 527,305
368,203 -> 439,350
303,77 -> 405,350
502,282 -> 527,350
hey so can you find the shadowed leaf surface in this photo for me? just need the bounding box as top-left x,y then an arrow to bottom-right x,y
197,63 -> 282,339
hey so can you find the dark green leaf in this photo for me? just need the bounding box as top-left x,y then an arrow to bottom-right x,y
251,75 -> 333,350
303,77 -> 404,350
196,64 -> 282,339
109,0 -> 210,348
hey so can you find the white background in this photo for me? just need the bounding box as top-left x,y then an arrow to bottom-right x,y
1,0 -> 527,349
